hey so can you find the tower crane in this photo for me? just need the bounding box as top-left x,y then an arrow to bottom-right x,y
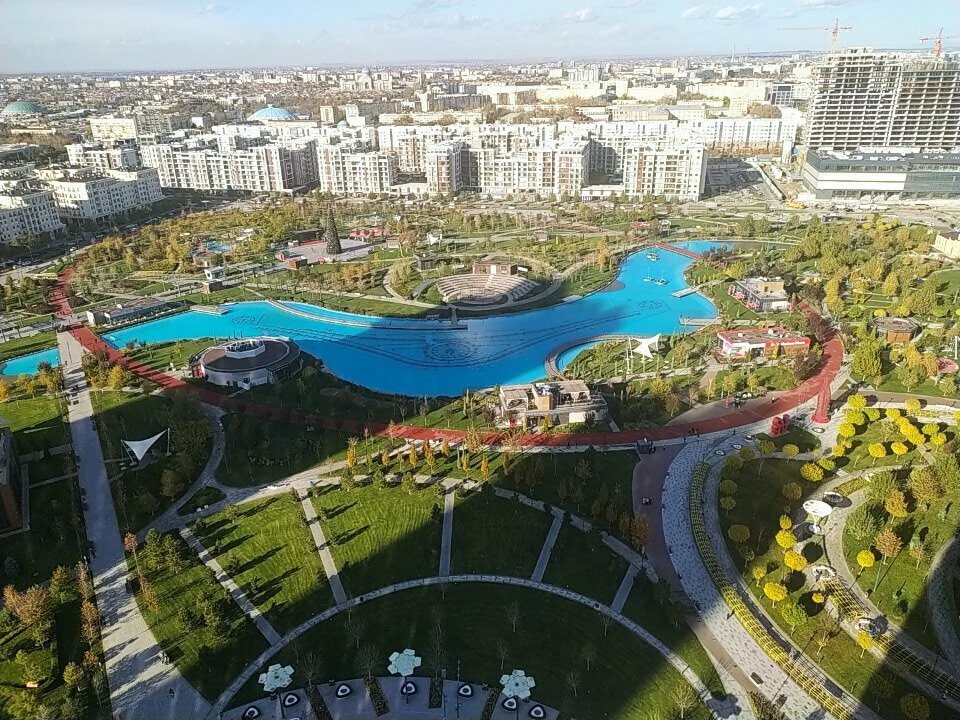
919,28 -> 957,58
778,18 -> 852,54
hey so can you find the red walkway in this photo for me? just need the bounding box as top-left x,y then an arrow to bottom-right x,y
55,265 -> 842,447
652,242 -> 701,260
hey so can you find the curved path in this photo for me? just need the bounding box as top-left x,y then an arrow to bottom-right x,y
206,574 -> 731,720
928,537 -> 960,667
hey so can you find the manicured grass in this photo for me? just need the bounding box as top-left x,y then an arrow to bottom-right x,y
194,493 -> 332,633
0,395 -> 70,455
0,481 -> 85,589
311,482 -> 443,596
622,575 -> 725,697
715,365 -> 797,394
704,282 -> 760,321
844,422 -> 922,470
842,484 -> 960,655
451,489 -> 553,577
230,583 -> 711,719
723,458 -> 950,719
541,523 -> 629,604
0,331 -> 57,364
756,427 -> 821,453
178,485 -> 226,516
125,338 -> 215,372
134,531 -> 268,700
91,391 -> 212,533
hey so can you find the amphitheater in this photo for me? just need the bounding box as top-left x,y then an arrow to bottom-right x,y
435,273 -> 541,305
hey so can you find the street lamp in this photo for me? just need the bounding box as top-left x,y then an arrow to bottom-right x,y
388,648 -> 421,705
500,669 -> 535,720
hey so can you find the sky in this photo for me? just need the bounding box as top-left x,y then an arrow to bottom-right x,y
0,0 -> 953,73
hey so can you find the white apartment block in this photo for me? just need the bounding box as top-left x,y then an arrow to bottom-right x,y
67,141 -> 141,171
622,143 -> 707,202
38,167 -> 163,225
316,146 -> 398,195
425,141 -> 468,194
88,117 -> 139,142
141,139 -> 318,193
377,125 -> 456,173
0,186 -> 64,244
554,141 -> 590,198
807,48 -> 960,151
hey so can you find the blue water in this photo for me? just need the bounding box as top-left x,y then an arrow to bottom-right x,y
0,347 -> 61,376
1,241 -> 721,396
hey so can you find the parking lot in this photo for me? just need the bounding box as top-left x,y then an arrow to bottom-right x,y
705,158 -> 770,200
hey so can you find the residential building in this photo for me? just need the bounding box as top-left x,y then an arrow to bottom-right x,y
497,381 -> 608,429
89,112 -> 191,141
716,327 -> 810,359
67,140 -> 141,171
88,116 -> 138,142
801,148 -> 960,201
806,48 -> 960,151
622,142 -> 706,201
425,140 -> 468,194
316,145 -> 398,195
554,140 -> 590,198
38,167 -> 163,226
0,184 -> 65,244
728,277 -> 791,312
934,228 -> 960,259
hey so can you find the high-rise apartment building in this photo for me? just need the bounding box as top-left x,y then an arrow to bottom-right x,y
806,48 -> 960,151
425,141 -> 468,195
316,146 -> 398,195
37,167 -> 163,226
622,143 -> 707,202
0,185 -> 64,244
67,140 -> 141,171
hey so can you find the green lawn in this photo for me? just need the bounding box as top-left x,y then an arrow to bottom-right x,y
91,391 -> 212,533
541,523 -> 629,604
844,422 -> 922,470
193,493 -> 332,633
0,331 -> 58,364
125,338 -> 215,372
451,489 -> 553,577
178,485 -> 226,516
311,482 -> 443,597
230,583 -> 711,719
134,531 -> 268,700
724,458 -> 951,719
756,427 -> 821,454
1,395 -> 70,455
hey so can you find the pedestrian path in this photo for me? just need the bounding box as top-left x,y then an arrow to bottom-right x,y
180,526 -> 282,645
929,537 -> 960,667
611,564 -> 639,613
439,481 -> 455,577
298,489 -> 348,606
531,511 -> 563,582
58,331 -> 210,719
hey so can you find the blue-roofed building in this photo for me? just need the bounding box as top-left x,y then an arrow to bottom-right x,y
1,101 -> 46,117
246,106 -> 297,122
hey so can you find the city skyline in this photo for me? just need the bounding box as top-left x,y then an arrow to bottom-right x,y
0,0 -> 954,73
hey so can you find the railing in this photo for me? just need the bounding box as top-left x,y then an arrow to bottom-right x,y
689,462 -> 862,720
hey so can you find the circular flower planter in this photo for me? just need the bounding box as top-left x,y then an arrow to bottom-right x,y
458,684 -> 474,698
529,704 -> 546,719
242,707 -> 261,719
282,693 -> 300,708
502,697 -> 519,711
335,683 -> 353,699
401,680 -> 418,696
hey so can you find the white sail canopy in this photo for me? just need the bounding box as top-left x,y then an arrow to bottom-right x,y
121,430 -> 168,462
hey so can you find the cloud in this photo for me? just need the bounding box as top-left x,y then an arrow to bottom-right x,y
198,3 -> 229,14
420,12 -> 496,30
713,4 -> 763,22
563,7 -> 593,22
412,0 -> 462,8
680,5 -> 707,19
794,0 -> 854,7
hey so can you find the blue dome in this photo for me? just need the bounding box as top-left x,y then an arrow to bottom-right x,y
1,101 -> 46,116
247,106 -> 297,121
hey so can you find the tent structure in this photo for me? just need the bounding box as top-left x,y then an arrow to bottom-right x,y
632,334 -> 661,359
121,429 -> 170,464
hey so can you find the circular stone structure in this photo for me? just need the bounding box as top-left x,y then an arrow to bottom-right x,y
247,106 -> 297,121
196,336 -> 302,388
1,100 -> 46,117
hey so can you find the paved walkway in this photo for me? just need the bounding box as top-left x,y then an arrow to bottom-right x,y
58,331 -> 210,719
611,564 -> 639,613
439,480 -> 455,577
530,510 -> 563,582
929,537 -> 960,667
298,489 -> 348,606
206,574 -> 731,720
180,527 -> 282,646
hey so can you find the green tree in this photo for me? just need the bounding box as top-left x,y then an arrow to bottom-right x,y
900,693 -> 931,720
324,205 -> 341,255
780,602 -> 807,631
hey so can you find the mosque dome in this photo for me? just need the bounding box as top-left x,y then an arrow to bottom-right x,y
246,106 -> 297,121
1,101 -> 46,117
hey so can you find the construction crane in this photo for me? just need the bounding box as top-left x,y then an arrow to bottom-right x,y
778,18 -> 853,54
919,28 -> 958,58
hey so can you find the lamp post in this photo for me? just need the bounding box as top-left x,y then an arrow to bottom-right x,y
500,669 -> 535,720
388,648 -> 421,705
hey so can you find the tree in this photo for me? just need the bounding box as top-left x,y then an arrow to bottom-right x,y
324,206 -> 341,255
847,505 -> 882,541
875,527 -> 903,564
356,643 -> 379,681
884,489 -> 909,519
751,565 -> 766,586
783,550 -> 807,574
672,684 -> 698,719
781,482 -> 802,502
49,565 -> 73,603
900,693 -> 931,720
763,582 -> 787,606
63,661 -> 85,689
580,643 -> 596,672
857,630 -> 874,658
565,669 -> 581,699
890,442 -> 909,459
814,630 -> 832,658
855,550 -> 876,578
0,380 -> 9,403
781,444 -> 799,457
779,514 -> 793,530
107,364 -> 127,391
506,601 -> 520,632
496,639 -> 509,670
847,394 -> 867,410
159,469 -> 184,500
908,467 -> 942,508
727,524 -> 751,543
720,496 -> 737,512
775,529 -> 797,549
868,443 -> 887,465
800,463 -> 824,483
630,515 -> 651,552
838,423 -> 857,439
904,398 -> 921,416
758,439 -> 776,471
908,539 -> 929,570
780,602 -> 807,631
851,340 -> 883,383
